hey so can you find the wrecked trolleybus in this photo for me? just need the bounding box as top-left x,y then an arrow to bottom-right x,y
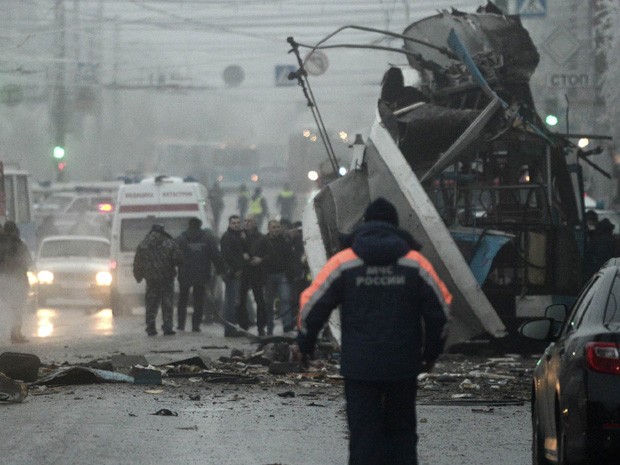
295,4 -> 594,347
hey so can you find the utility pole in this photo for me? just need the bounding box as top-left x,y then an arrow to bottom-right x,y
52,0 -> 67,182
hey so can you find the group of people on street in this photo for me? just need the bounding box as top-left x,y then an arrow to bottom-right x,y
132,211 -> 309,338
220,214 -> 308,336
132,217 -> 228,337
131,179 -> 303,337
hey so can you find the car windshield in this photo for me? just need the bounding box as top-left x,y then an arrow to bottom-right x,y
120,217 -> 190,252
40,240 -> 110,258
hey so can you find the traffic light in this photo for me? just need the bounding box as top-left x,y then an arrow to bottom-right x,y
53,145 -> 66,181
53,145 -> 65,160
545,114 -> 559,127
544,98 -> 559,127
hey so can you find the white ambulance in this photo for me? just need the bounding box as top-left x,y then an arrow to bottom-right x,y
110,176 -> 214,315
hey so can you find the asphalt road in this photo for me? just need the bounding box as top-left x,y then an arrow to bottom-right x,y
0,186 -> 532,464
0,307 -> 531,465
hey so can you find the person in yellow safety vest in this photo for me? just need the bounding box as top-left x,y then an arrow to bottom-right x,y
237,184 -> 250,221
249,187 -> 269,232
276,183 -> 297,221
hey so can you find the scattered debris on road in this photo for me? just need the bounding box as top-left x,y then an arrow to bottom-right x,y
0,352 -> 41,382
0,372 -> 29,403
0,345 -> 537,406
151,408 -> 178,416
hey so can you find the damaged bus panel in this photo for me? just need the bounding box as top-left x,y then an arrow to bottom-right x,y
302,4 -> 585,346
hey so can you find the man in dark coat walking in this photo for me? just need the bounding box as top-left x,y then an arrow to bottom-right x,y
220,215 -> 245,336
294,198 -> 451,465
239,215 -> 268,334
133,223 -> 183,336
176,217 -> 225,332
262,219 -> 296,335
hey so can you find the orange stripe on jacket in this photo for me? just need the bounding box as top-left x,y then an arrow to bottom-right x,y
298,248 -> 360,328
403,250 -> 453,307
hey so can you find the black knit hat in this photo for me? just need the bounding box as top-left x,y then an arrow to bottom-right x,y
364,197 -> 399,226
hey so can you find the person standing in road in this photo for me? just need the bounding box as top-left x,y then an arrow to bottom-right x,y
0,222 -> 33,344
237,184 -> 250,221
175,217 -> 225,332
208,181 -> 225,235
239,215 -> 268,335
248,187 -> 269,232
263,219 -> 296,335
294,198 -> 451,465
133,223 -> 183,336
276,182 -> 297,222
220,215 -> 245,336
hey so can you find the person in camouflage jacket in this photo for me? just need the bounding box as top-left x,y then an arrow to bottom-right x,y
133,223 -> 183,336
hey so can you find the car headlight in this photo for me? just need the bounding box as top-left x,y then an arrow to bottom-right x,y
37,270 -> 54,285
27,271 -> 39,286
95,271 -> 113,286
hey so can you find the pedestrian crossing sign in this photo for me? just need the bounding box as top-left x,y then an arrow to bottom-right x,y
517,0 -> 547,17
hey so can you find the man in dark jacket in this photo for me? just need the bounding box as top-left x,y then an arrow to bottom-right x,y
220,215 -> 245,336
263,219 -> 296,335
133,223 -> 183,336
239,215 -> 268,334
0,221 -> 33,343
176,217 -> 225,332
295,198 -> 451,465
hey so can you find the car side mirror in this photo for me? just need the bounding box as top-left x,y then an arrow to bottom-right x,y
519,318 -> 554,341
545,303 -> 567,322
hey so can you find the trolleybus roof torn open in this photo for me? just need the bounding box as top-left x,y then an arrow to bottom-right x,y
293,2 -> 610,347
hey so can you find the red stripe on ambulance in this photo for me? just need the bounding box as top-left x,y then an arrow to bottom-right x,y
119,204 -> 199,213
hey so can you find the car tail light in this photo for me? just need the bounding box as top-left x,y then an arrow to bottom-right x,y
602,422 -> 620,430
586,342 -> 620,375
98,203 -> 114,212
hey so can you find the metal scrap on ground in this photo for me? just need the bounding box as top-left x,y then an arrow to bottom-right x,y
1,342 -> 537,406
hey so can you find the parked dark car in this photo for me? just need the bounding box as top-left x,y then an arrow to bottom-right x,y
520,259 -> 620,464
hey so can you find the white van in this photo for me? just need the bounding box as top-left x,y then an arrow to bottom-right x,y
110,176 -> 214,315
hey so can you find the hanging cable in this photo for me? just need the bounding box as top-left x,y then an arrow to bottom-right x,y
284,24 -> 460,178
298,24 -> 457,64
287,36 -> 339,176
